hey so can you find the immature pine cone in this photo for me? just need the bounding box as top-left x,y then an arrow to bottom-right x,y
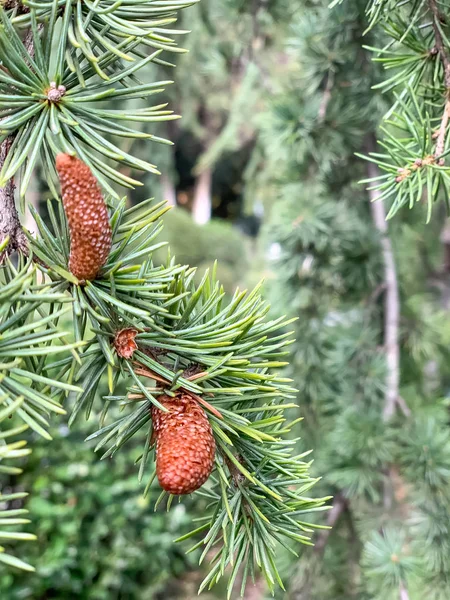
151,394 -> 216,495
56,154 -> 112,280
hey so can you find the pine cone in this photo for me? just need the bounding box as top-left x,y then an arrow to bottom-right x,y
151,394 -> 216,495
56,154 -> 112,281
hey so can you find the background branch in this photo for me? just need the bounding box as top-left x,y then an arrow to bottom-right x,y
366,137 -> 400,422
0,138 -> 28,262
0,22 -> 37,262
429,0 -> 450,161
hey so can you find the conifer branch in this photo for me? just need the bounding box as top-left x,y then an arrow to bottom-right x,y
429,0 -> 450,162
428,0 -> 450,87
317,71 -> 334,123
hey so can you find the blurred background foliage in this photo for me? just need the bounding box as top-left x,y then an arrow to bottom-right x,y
3,0 -> 450,598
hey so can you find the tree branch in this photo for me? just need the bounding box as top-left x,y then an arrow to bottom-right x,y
288,494 -> 348,600
428,0 -> 450,162
428,0 -> 450,87
313,493 -> 348,555
366,140 -> 400,422
0,138 -> 28,263
0,23 -> 38,262
318,70 -> 334,123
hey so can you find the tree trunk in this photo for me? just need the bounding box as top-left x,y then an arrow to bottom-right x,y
192,167 -> 212,225
161,173 -> 177,208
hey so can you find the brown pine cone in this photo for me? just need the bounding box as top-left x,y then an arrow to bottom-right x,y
56,154 -> 112,281
151,394 -> 216,495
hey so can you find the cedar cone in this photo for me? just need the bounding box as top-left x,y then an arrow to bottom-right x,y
56,154 -> 112,280
151,394 -> 216,495
113,328 -> 138,359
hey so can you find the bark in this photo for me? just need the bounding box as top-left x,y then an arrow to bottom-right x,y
0,22 -> 38,262
0,138 -> 28,262
366,155 -> 400,422
192,167 -> 213,225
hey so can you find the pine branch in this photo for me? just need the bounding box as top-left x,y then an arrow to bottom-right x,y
428,0 -> 450,88
288,494 -> 347,600
317,70 -> 334,123
429,0 -> 450,162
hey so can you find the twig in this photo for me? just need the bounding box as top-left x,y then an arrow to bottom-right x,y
428,0 -> 450,161
313,493 -> 347,554
396,395 -> 411,418
365,282 -> 387,306
132,364 -> 224,420
318,71 -> 335,123
0,22 -> 39,262
288,493 -> 347,600
366,138 -> 400,422
0,138 -> 28,263
435,98 -> 450,161
428,0 -> 450,86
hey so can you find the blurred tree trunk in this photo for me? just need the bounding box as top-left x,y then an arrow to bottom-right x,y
192,167 -> 212,224
161,173 -> 177,207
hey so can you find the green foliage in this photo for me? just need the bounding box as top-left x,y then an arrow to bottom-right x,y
0,414 -> 200,599
0,1 -> 325,595
361,0 -> 450,220
259,0 -> 450,598
154,207 -> 248,293
362,528 -> 421,600
0,255 -> 81,572
0,4 -> 185,198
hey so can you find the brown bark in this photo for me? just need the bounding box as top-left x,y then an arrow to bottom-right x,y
0,138 -> 28,262
0,21 -> 39,262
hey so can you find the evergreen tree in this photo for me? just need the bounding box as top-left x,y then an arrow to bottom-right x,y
260,0 -> 450,598
0,1 -> 326,596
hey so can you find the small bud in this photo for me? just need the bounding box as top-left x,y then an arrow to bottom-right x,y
46,82 -> 66,103
113,328 -> 138,359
